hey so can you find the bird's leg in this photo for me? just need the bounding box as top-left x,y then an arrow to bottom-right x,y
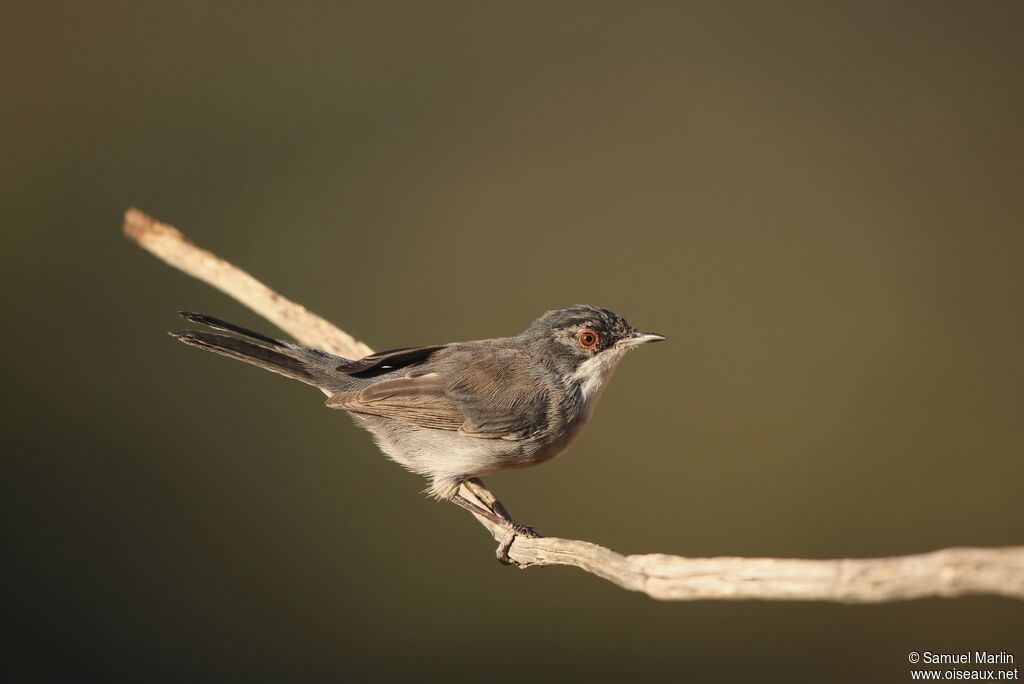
451,483 -> 540,565
450,493 -> 538,564
462,478 -> 512,522
458,479 -> 540,538
451,492 -> 515,529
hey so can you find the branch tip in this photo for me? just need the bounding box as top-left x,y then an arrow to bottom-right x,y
123,208 -> 187,244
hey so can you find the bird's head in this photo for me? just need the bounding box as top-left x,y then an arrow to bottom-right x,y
521,305 -> 665,395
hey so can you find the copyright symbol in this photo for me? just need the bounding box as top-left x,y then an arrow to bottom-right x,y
908,652 -> 920,664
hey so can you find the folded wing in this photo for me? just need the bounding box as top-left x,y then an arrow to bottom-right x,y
326,351 -> 551,440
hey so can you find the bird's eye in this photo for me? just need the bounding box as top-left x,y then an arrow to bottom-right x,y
577,329 -> 600,350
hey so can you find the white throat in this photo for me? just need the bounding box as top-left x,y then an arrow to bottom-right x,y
570,349 -> 627,408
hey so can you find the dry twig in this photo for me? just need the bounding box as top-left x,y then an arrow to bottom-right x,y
124,208 -> 1024,602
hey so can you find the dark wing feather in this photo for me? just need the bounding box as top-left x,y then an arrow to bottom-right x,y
336,345 -> 446,378
326,349 -> 551,440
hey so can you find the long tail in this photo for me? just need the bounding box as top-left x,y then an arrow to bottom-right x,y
169,312 -> 347,389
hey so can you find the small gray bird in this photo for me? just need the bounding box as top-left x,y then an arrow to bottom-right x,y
170,305 -> 664,538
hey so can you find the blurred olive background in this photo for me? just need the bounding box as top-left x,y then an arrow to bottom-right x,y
3,2 -> 1022,681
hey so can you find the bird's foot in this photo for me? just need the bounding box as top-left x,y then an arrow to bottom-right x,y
495,521 -> 541,566
510,521 -> 540,539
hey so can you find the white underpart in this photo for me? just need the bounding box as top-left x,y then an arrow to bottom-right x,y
570,347 -> 628,414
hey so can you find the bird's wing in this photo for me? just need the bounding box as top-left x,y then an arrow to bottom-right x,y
445,352 -> 551,438
326,373 -> 466,430
326,351 -> 550,440
335,345 -> 447,378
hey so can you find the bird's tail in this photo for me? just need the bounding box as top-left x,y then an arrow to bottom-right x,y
170,312 -> 347,389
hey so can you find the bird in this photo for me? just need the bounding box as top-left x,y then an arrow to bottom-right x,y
170,305 -> 664,541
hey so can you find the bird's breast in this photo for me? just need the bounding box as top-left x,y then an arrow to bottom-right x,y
523,353 -> 626,465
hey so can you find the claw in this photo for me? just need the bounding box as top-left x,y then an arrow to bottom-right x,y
512,522 -> 540,539
494,521 -> 541,566
496,532 -> 517,565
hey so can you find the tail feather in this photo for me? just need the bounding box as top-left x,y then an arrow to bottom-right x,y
178,311 -> 289,348
170,312 -> 350,389
170,331 -> 319,384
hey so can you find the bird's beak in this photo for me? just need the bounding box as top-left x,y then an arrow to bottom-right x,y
616,331 -> 667,349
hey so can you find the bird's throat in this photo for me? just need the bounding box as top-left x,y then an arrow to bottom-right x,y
570,350 -> 626,408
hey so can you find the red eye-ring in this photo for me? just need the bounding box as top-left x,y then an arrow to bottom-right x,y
577,329 -> 600,350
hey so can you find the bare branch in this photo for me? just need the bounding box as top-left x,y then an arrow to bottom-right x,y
124,208 -> 372,359
125,208 -> 1024,602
